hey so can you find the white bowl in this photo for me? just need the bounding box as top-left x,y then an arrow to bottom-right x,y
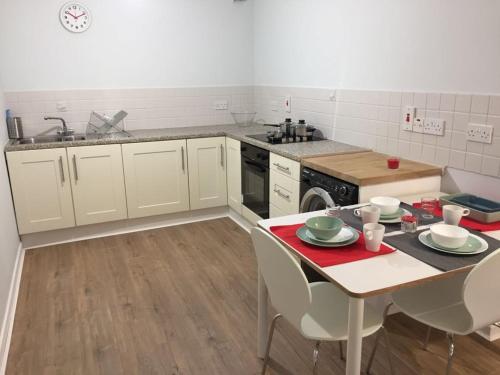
430,224 -> 469,249
369,196 -> 400,215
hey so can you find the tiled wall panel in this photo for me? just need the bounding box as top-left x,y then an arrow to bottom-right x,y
4,86 -> 254,136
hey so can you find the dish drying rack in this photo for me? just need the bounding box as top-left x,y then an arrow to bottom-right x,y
86,110 -> 131,136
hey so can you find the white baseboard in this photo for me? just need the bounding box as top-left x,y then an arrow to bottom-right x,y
21,206 -> 230,250
0,243 -> 24,375
476,325 -> 500,342
228,207 -> 254,233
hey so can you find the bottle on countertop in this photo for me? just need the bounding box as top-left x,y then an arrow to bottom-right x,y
6,110 -> 24,140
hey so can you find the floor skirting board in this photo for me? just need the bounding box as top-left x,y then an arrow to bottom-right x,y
0,243 -> 24,375
21,206 -> 231,250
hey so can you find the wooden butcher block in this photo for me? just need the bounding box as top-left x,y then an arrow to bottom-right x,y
301,151 -> 442,186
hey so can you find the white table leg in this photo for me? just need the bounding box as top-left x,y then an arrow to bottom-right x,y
346,297 -> 364,375
257,266 -> 268,359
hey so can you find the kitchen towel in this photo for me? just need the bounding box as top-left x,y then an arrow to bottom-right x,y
412,203 -> 500,232
269,224 -> 395,268
339,202 -> 441,234
383,230 -> 500,272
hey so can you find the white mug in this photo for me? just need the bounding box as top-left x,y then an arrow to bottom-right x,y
442,205 -> 470,226
355,206 -> 381,224
363,223 -> 386,252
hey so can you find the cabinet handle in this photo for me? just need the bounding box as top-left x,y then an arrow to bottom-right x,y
273,163 -> 290,173
58,156 -> 65,183
220,144 -> 224,168
181,146 -> 185,172
72,154 -> 79,182
274,188 -> 290,200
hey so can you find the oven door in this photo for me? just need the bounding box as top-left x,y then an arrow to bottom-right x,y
241,157 -> 270,219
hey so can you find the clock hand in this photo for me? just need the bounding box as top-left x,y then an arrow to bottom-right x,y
75,12 -> 86,19
65,10 -> 77,19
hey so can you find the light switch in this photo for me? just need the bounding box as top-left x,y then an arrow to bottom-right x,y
284,95 -> 291,113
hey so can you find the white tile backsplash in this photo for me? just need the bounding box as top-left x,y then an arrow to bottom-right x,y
5,86 -> 254,136
332,88 -> 500,178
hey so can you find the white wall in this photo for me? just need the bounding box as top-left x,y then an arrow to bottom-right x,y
0,0 -> 254,90
0,80 -> 21,368
254,0 -> 500,93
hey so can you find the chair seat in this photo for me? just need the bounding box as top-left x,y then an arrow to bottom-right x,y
300,282 -> 383,341
394,299 -> 473,335
392,273 -> 474,335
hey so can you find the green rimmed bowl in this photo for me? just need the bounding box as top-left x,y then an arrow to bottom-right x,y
305,216 -> 344,240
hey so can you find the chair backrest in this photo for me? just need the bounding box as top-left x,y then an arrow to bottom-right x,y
463,248 -> 500,331
251,227 -> 312,330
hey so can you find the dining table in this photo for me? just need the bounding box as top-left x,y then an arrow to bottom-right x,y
256,192 -> 500,375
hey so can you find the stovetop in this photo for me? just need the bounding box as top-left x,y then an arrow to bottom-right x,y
246,133 -> 325,144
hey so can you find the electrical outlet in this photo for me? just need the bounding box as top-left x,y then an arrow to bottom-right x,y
284,95 -> 291,113
56,101 -> 67,112
467,123 -> 493,144
402,106 -> 416,131
413,117 -> 424,133
424,118 -> 445,136
214,100 -> 228,110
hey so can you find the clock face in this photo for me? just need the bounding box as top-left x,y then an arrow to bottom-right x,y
59,2 -> 91,33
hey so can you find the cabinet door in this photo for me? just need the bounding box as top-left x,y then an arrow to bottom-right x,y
225,137 -> 242,214
122,140 -> 189,219
67,145 -> 127,226
187,137 -> 228,210
7,148 -> 75,234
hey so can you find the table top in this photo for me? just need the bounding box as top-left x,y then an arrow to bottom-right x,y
258,192 -> 500,298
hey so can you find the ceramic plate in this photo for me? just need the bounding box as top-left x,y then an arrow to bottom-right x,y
305,227 -> 354,243
418,231 -> 488,255
296,226 -> 359,248
379,207 -> 405,220
379,208 -> 412,223
354,207 -> 410,223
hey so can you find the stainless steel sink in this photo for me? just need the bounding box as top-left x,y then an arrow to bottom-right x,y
15,135 -> 87,145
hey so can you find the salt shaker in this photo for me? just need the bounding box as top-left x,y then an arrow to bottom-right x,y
401,214 -> 418,233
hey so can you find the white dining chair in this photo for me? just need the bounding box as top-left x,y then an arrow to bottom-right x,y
368,249 -> 500,375
251,227 -> 393,375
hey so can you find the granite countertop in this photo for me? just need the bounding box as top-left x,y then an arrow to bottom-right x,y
4,124 -> 367,161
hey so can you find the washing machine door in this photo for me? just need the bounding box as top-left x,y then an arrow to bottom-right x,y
300,187 -> 335,213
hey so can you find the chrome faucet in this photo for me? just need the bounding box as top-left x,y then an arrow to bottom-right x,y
44,117 -> 74,137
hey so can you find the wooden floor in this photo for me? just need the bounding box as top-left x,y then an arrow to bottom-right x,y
6,218 -> 500,374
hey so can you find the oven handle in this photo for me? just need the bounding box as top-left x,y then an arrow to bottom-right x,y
243,159 -> 268,173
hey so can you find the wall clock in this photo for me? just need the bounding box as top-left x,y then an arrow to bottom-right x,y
59,2 -> 91,33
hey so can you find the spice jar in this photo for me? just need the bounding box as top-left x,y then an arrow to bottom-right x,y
401,214 -> 418,233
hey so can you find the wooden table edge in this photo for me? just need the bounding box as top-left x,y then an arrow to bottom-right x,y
257,222 -> 473,299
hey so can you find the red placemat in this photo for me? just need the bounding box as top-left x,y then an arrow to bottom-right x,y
269,224 -> 395,268
413,203 -> 500,232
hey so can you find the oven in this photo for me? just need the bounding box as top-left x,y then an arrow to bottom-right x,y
241,142 -> 270,219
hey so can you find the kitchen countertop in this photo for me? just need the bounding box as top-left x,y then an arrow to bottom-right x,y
4,124 -> 367,162
302,151 -> 443,186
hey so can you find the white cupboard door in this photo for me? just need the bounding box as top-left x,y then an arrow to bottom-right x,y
6,148 -> 75,234
187,137 -> 228,210
122,140 -> 190,219
67,145 -> 127,226
226,137 -> 242,214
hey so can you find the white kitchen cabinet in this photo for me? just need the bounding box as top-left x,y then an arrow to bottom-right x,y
225,137 -> 242,214
122,140 -> 190,219
269,203 -> 287,219
187,137 -> 228,210
6,148 -> 75,234
270,170 -> 300,215
67,145 -> 127,226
